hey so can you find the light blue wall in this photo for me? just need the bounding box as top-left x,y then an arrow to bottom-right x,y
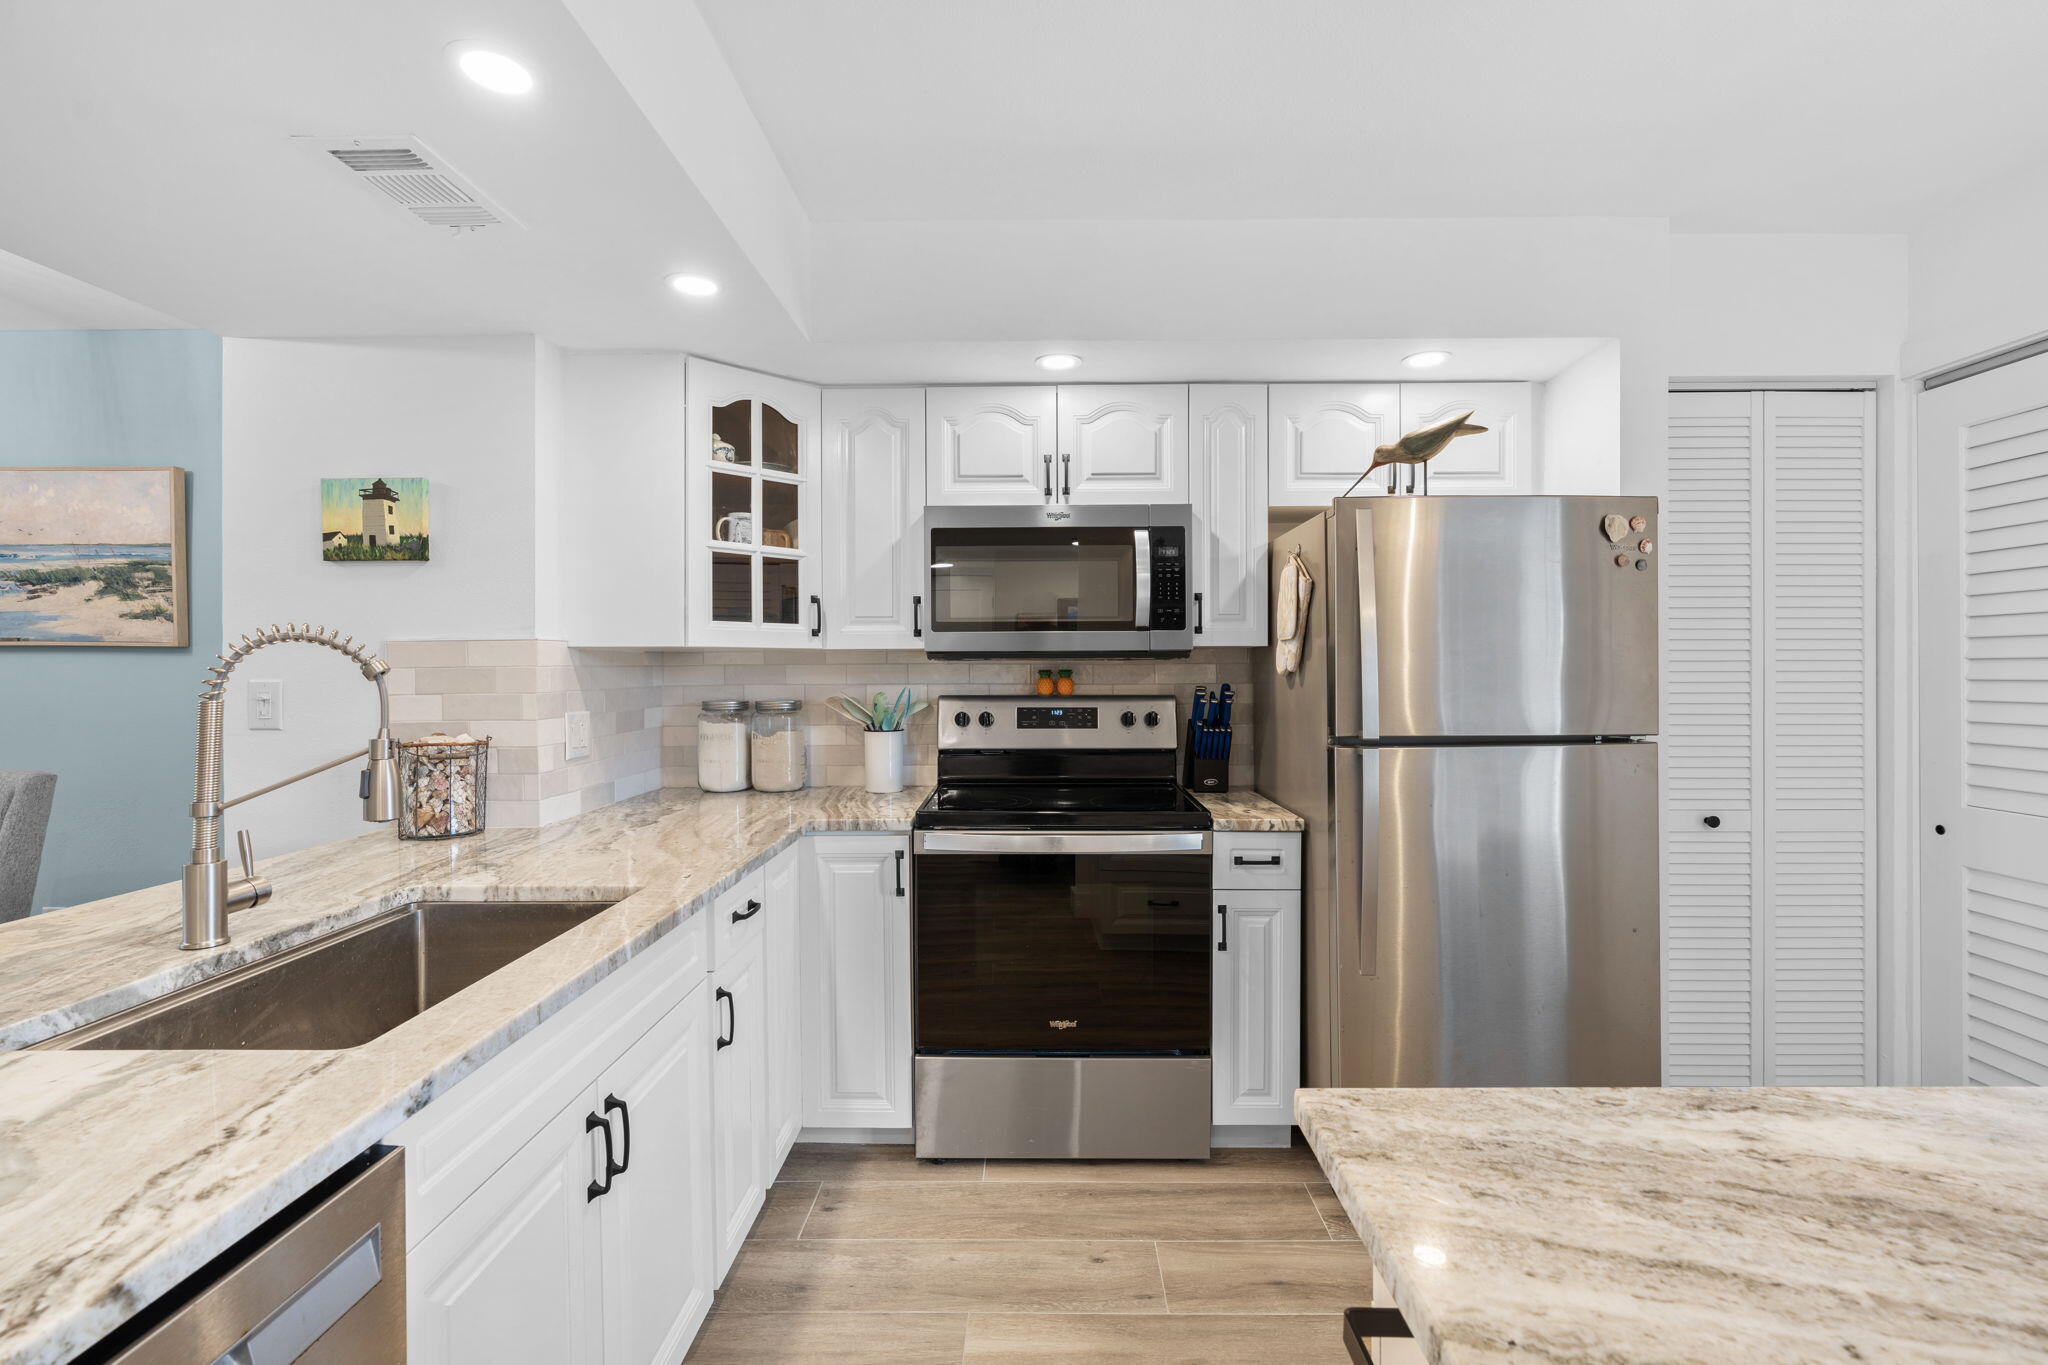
0,331 -> 222,911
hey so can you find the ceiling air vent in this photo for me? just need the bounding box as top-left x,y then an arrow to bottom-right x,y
294,135 -> 521,233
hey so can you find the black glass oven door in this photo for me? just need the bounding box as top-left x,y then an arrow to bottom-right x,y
914,848 -> 1211,1055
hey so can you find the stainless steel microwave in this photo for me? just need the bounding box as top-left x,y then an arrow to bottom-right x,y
923,505 -> 1194,657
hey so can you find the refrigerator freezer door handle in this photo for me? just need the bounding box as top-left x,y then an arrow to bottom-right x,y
1334,745 -> 1379,979
1330,501 -> 1379,741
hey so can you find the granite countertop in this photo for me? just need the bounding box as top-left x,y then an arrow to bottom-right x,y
1297,1086 -> 2048,1364
0,784 -> 1298,1365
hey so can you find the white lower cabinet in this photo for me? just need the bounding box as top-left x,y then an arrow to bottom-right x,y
801,834 -> 914,1131
710,930 -> 770,1278
1212,890 -> 1302,1127
409,976 -> 714,1365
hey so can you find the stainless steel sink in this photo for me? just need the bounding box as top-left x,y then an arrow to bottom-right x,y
36,900 -> 616,1051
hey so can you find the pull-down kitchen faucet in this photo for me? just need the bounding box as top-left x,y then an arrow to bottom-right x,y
182,624 -> 399,950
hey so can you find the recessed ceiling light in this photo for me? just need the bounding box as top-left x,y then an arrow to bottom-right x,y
451,45 -> 535,95
666,274 -> 720,298
1403,350 -> 1452,369
1037,353 -> 1081,371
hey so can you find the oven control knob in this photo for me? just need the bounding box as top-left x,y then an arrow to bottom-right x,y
953,710 -> 970,728
1143,710 -> 1161,727
1121,710 -> 1136,727
977,711 -> 995,728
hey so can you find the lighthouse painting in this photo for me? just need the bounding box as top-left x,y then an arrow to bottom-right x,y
321,477 -> 429,561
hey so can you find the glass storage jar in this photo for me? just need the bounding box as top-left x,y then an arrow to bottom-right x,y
697,699 -> 751,792
750,699 -> 807,792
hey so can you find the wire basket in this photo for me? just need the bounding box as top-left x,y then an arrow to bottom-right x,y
397,735 -> 490,840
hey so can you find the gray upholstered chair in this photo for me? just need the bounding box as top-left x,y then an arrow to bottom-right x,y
0,771 -> 56,922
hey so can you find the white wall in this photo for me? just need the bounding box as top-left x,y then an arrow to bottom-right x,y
221,335 -> 549,856
1903,177 -> 2048,376
1668,233 -> 1907,379
1539,340 -> 1621,494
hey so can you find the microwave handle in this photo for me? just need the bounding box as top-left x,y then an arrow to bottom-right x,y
1132,528 -> 1151,629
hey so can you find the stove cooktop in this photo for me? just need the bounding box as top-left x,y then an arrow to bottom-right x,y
913,781 -> 1215,831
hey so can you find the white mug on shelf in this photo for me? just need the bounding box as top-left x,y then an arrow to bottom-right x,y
863,729 -> 906,794
716,512 -> 755,545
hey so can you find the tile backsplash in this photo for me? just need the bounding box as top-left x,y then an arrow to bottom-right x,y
388,641 -> 1259,825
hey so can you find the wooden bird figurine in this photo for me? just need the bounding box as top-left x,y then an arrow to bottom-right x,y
1367,410 -> 1489,478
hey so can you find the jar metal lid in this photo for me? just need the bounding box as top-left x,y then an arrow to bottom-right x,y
700,698 -> 751,713
754,699 -> 804,712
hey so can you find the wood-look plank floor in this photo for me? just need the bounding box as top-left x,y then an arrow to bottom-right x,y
686,1139 -> 1366,1364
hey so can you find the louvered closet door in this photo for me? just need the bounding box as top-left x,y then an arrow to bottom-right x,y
1664,391 -> 1875,1085
1919,352 -> 2048,1085
1666,393 -> 1765,1083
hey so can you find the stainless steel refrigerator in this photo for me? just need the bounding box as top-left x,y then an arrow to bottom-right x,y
1257,496 -> 1661,1088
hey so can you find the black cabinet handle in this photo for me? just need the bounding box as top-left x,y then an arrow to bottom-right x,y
810,594 -> 823,638
1342,1306 -> 1413,1364
1217,903 -> 1229,952
715,986 -> 734,1049
912,594 -> 923,639
586,1111 -> 618,1200
1193,591 -> 1204,634
1702,815 -> 1722,829
894,848 -> 906,898
732,897 -> 762,924
1233,854 -> 1284,867
603,1093 -> 631,1175
1042,453 -> 1053,501
1060,452 -> 1071,499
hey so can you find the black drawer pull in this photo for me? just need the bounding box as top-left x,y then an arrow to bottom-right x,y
1233,854 -> 1284,867
732,897 -> 762,924
715,986 -> 735,1049
586,1111 -> 619,1200
1217,903 -> 1229,952
603,1093 -> 631,1175
912,594 -> 923,638
895,848 -> 906,898
1342,1306 -> 1413,1365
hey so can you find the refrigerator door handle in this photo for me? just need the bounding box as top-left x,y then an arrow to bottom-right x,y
1333,745 -> 1379,978
1330,501 -> 1379,742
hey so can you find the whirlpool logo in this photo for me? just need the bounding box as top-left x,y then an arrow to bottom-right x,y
1048,1019 -> 1079,1030
1046,510 -> 1073,521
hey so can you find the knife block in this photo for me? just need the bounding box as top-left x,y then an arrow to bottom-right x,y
1182,751 -> 1229,795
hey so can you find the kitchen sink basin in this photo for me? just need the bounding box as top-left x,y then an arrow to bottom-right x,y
36,900 -> 617,1051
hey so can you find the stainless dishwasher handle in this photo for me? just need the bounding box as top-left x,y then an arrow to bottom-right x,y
914,831 -> 1210,855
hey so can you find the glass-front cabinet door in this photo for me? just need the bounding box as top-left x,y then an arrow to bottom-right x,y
687,359 -> 822,648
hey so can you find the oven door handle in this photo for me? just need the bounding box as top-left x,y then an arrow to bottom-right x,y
914,831 -> 1210,855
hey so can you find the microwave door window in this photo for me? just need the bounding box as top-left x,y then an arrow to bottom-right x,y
931,529 -> 1137,632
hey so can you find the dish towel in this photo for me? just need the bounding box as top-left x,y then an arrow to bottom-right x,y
1275,551 -> 1314,675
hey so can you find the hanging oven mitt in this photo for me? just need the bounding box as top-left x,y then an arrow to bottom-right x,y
1275,550 -> 1314,675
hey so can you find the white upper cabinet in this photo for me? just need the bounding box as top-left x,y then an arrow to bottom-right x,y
1399,381 -> 1535,494
1190,384 -> 1269,646
925,386 -> 1058,505
1056,384 -> 1190,504
1268,383 -> 1403,503
686,359 -> 824,648
824,388 -> 926,648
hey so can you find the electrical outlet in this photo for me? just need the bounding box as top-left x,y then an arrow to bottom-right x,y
248,679 -> 284,730
565,709 -> 592,761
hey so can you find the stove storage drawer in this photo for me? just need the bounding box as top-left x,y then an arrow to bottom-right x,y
1214,832 -> 1301,890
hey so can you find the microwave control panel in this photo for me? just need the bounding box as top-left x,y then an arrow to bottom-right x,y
1149,526 -> 1187,631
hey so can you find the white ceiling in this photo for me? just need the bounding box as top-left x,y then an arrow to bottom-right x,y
0,0 -> 2031,383
698,0 -> 2048,232
0,249 -> 188,330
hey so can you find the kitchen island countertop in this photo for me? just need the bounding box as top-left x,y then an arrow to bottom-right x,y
0,784 -> 1298,1365
1298,1085 -> 2048,1364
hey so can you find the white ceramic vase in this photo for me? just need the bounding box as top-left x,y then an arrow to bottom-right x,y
863,729 -> 906,794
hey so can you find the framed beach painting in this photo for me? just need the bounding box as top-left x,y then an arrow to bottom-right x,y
0,467 -> 188,647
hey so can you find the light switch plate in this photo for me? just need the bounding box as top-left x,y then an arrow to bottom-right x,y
248,679 -> 284,730
565,709 -> 592,761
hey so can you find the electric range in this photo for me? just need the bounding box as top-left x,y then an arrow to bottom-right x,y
910,694 -> 1214,1160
